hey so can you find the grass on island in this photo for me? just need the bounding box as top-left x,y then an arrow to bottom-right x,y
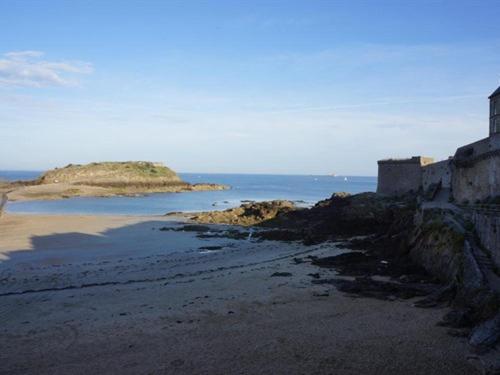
39,161 -> 182,186
54,161 -> 178,178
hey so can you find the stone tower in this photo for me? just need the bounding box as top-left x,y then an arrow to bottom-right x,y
376,156 -> 434,196
489,85 -> 500,135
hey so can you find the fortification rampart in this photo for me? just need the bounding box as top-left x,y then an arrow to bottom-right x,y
422,159 -> 452,192
378,136 -> 500,202
451,134 -> 500,203
455,137 -> 491,161
452,153 -> 500,203
377,156 -> 434,196
470,210 -> 500,269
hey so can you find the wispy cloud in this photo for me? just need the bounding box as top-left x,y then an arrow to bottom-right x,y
0,51 -> 93,88
233,14 -> 318,28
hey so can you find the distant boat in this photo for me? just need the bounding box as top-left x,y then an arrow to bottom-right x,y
330,173 -> 336,177
344,177 -> 348,181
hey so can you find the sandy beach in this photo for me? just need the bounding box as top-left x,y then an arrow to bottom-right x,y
2,1 -> 499,373
0,213 -> 483,374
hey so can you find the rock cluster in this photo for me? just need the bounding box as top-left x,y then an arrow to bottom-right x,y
190,200 -> 297,226
260,192 -> 416,244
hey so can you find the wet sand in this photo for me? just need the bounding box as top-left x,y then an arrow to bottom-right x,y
0,214 -> 481,374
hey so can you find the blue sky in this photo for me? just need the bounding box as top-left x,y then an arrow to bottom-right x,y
1,0 -> 499,175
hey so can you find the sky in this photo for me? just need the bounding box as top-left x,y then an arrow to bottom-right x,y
1,0 -> 500,175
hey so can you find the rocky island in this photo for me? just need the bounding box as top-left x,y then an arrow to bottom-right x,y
0,161 -> 228,202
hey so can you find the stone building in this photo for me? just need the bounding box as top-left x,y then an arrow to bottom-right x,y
451,86 -> 500,202
489,86 -> 500,135
377,156 -> 434,196
377,85 -> 500,200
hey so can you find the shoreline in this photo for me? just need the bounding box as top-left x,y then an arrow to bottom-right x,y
2,181 -> 230,203
0,212 -> 486,374
3,213 -> 204,220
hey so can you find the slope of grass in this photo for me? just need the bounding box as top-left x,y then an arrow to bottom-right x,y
39,161 -> 182,186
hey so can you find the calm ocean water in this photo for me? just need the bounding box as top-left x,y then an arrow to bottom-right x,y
1,171 -> 376,215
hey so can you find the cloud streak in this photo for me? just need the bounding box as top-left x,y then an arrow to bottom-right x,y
0,51 -> 93,88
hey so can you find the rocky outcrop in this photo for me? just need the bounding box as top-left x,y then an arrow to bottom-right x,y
407,211 -> 465,283
190,200 -> 297,226
182,183 -> 229,192
260,192 -> 416,244
469,312 -> 500,351
189,193 -> 415,233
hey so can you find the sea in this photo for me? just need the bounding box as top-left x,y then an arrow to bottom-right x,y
1,171 -> 377,216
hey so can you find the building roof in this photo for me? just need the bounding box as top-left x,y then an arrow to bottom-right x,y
489,85 -> 500,99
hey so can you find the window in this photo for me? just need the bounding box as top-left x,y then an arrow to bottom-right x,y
496,118 -> 500,133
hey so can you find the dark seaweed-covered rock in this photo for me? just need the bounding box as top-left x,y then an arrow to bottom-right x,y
159,224 -> 211,232
437,309 -> 473,328
198,246 -> 223,251
260,192 -> 416,243
310,250 -> 431,281
313,276 -> 437,301
311,252 -> 371,267
271,272 -> 292,277
254,229 -> 303,242
469,312 -> 500,352
413,284 -> 457,308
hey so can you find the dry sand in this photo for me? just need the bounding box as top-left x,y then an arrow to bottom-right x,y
0,213 -> 485,374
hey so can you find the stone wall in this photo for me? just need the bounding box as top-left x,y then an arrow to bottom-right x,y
455,137 -> 491,160
422,159 -> 452,192
452,150 -> 500,203
377,156 -> 434,196
471,211 -> 500,269
451,134 -> 500,203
